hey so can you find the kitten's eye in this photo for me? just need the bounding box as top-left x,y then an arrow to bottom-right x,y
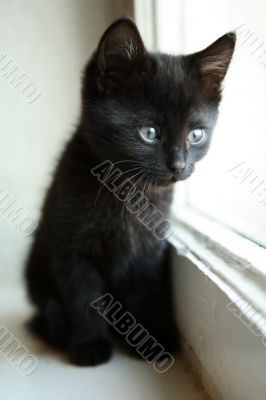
138,127 -> 160,143
187,129 -> 206,146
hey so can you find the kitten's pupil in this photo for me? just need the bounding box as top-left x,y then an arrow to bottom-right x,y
147,127 -> 156,139
138,126 -> 159,143
188,129 -> 206,145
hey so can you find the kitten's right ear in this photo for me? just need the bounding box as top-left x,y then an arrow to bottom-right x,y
96,18 -> 146,91
193,32 -> 236,99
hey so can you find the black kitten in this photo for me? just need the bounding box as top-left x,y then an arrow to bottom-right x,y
25,18 -> 235,366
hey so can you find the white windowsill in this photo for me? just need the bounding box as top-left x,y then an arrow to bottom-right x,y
170,207 -> 266,321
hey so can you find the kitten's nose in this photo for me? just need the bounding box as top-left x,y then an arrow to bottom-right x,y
169,160 -> 186,176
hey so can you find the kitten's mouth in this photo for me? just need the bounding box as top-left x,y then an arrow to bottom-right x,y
171,174 -> 186,182
161,167 -> 194,185
154,175 -> 177,187
134,167 -> 194,189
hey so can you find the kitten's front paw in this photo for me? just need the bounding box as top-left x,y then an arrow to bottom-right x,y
69,339 -> 112,366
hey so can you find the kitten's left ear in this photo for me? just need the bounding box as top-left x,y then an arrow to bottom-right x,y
97,18 -> 146,90
194,32 -> 236,98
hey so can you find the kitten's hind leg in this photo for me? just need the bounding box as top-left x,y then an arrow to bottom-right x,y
28,295 -> 113,366
53,256 -> 113,366
27,247 -> 113,366
27,299 -> 68,349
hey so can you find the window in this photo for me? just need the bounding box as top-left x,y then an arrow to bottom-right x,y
136,0 -> 266,248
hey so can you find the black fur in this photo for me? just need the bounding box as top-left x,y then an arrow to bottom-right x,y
25,18 -> 235,366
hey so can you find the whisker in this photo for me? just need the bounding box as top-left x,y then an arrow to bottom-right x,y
111,159 -> 145,168
148,175 -> 154,198
94,166 -> 143,206
121,169 -> 144,222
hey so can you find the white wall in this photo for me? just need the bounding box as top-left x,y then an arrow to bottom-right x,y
0,0 -> 132,287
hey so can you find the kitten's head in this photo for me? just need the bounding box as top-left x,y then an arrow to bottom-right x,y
81,18 -> 235,186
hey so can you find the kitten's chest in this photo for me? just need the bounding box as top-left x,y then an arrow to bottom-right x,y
86,188 -> 173,258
